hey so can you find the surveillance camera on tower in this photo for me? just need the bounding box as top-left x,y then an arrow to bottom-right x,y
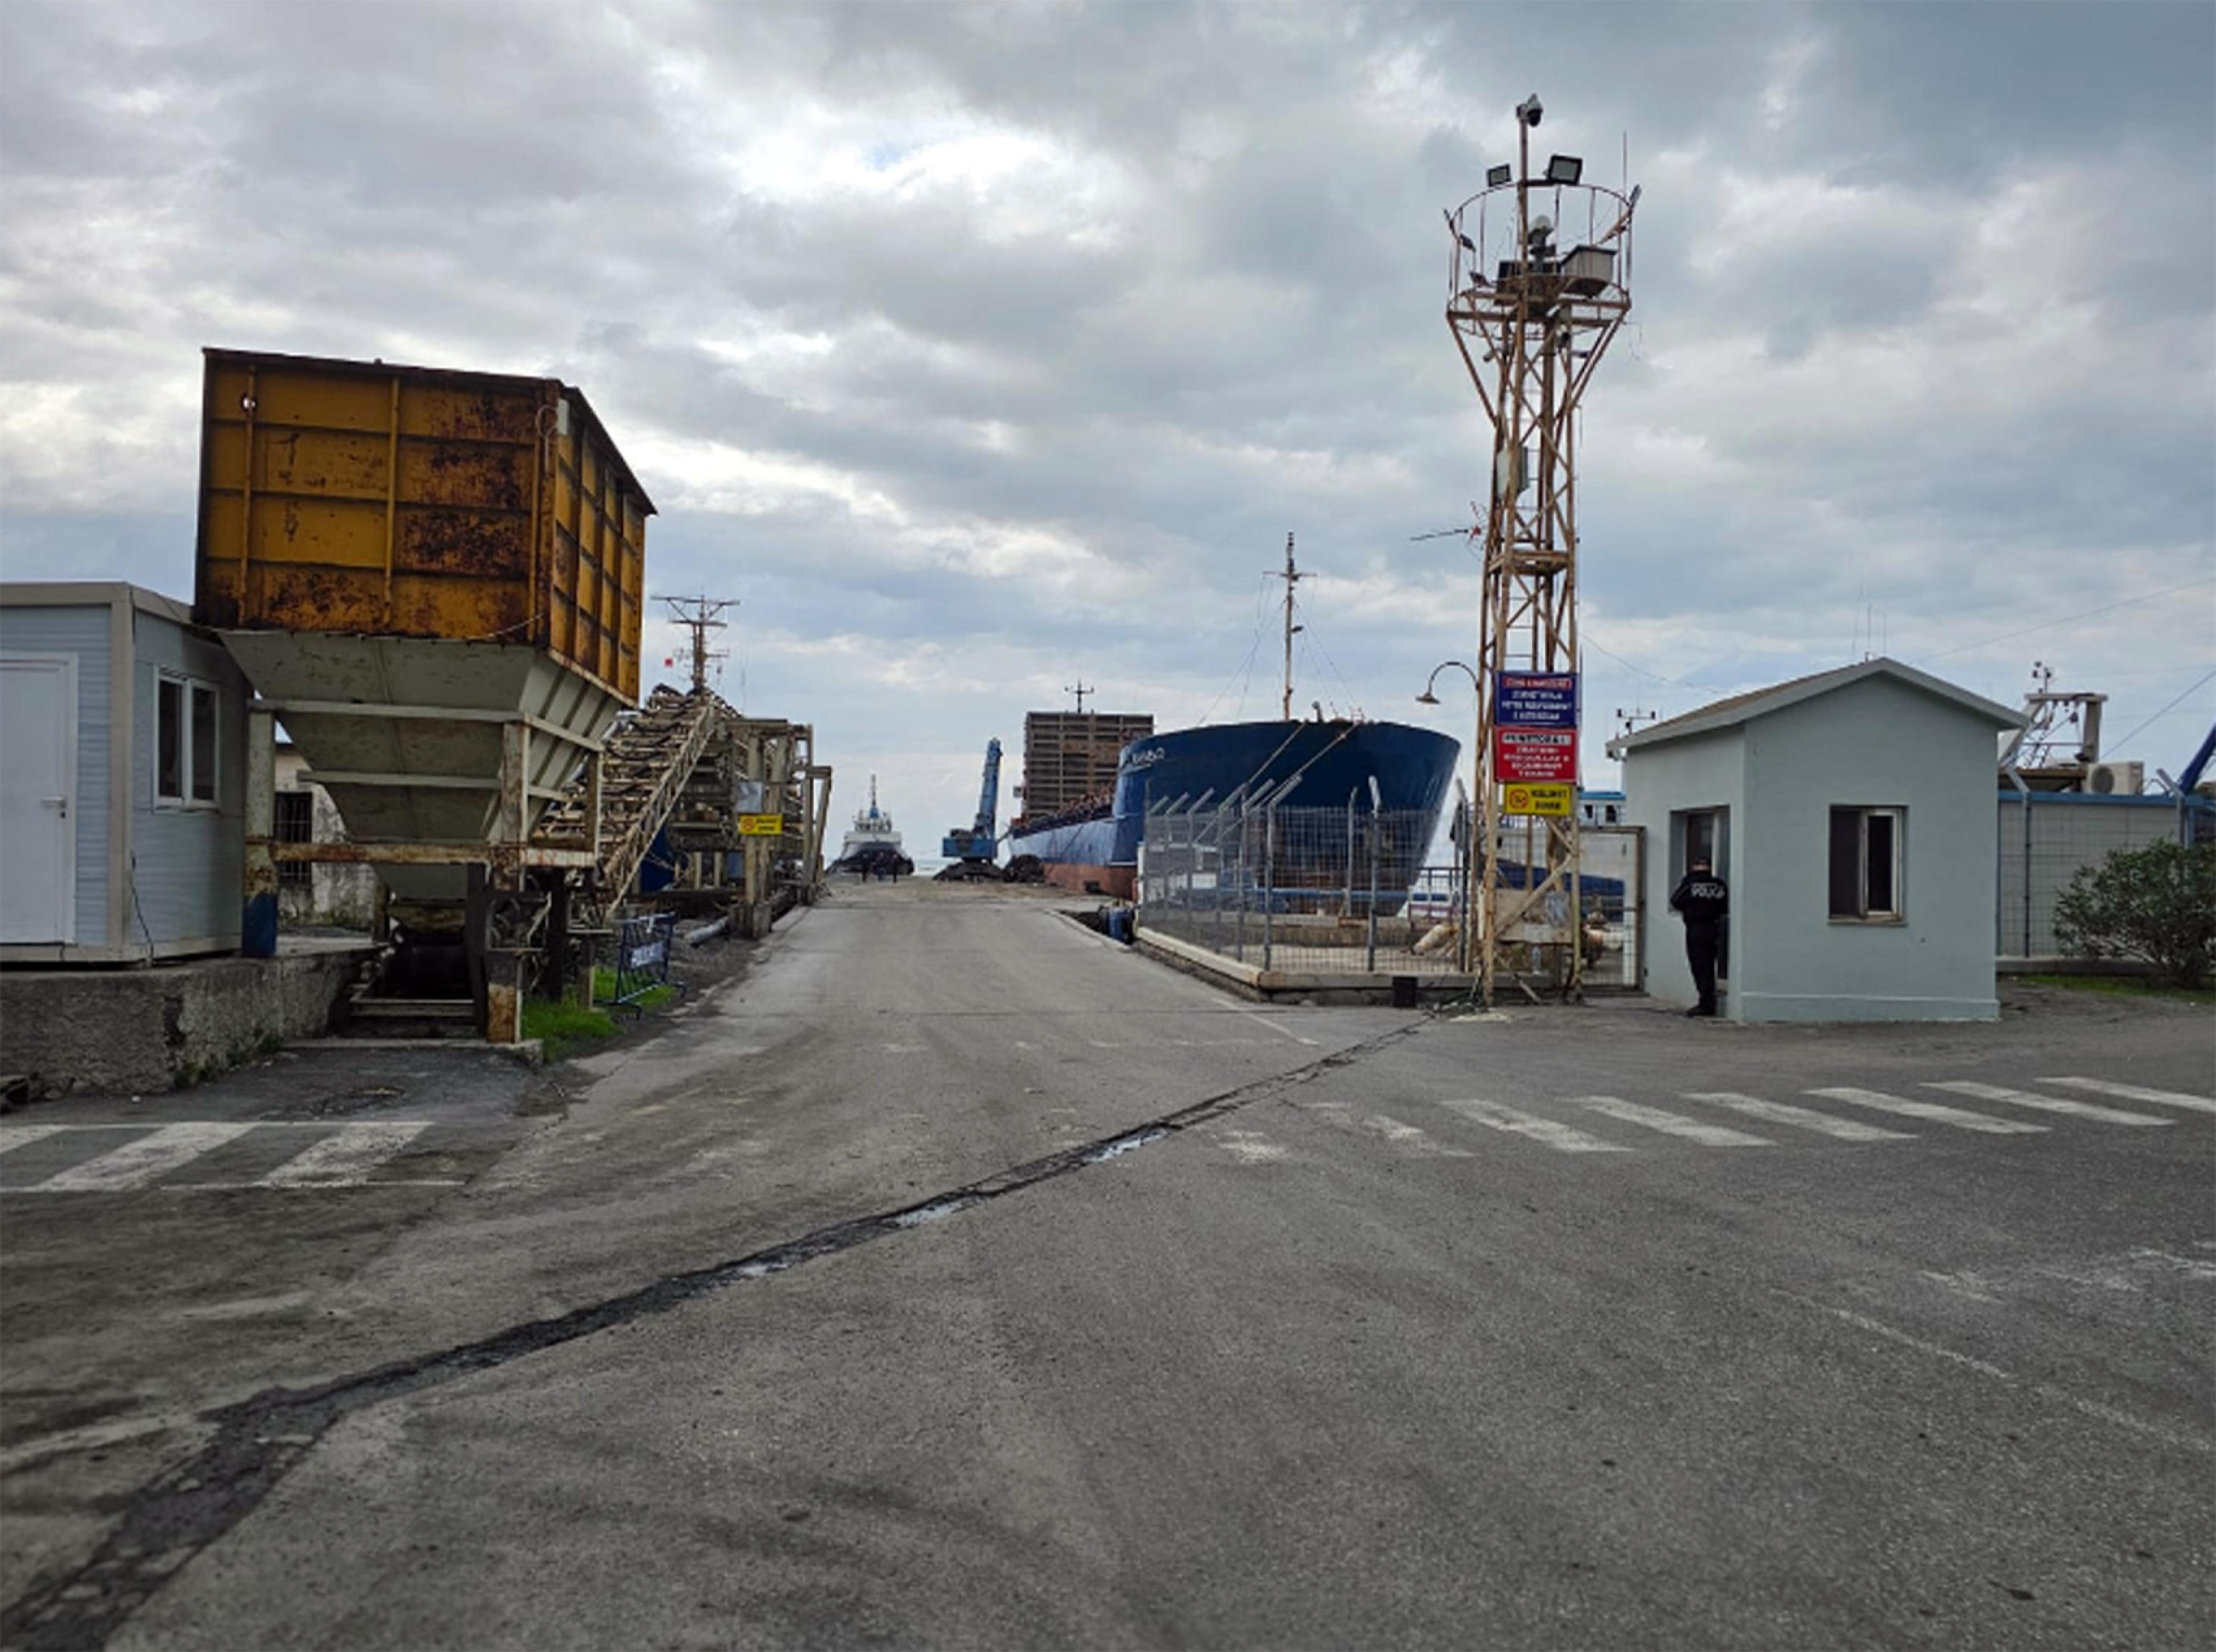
1517,94 -> 1543,127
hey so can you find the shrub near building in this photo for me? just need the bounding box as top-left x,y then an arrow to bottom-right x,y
2053,839 -> 2216,989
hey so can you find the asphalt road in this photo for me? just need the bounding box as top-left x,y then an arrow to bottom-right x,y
3,880 -> 2210,1649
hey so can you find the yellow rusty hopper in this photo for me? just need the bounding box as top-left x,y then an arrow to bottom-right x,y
195,349 -> 651,901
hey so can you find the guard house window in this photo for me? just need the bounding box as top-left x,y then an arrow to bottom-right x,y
274,792 -> 314,890
156,674 -> 220,807
1830,807 -> 1903,920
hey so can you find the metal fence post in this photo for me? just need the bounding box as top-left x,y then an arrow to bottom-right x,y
1344,790 -> 1358,919
1365,795 -> 1381,973
1262,804 -> 1276,970
1233,805 -> 1247,963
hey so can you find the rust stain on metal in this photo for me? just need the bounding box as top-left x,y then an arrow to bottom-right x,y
193,349 -> 652,702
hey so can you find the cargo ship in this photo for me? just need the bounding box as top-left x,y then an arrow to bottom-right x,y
1004,537 -> 1460,898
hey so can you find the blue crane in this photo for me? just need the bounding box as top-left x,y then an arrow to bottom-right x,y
942,738 -> 1002,863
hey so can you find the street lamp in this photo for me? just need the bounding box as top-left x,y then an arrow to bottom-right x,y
1417,660 -> 1485,973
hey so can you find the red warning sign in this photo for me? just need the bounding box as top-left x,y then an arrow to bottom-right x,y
1493,727 -> 1578,783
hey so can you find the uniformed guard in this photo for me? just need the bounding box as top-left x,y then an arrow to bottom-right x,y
1667,856 -> 1729,1017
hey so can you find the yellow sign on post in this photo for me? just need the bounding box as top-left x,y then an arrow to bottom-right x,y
1499,782 -> 1574,818
738,813 -> 785,837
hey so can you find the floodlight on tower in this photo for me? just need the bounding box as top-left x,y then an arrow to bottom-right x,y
1440,95 -> 1639,1006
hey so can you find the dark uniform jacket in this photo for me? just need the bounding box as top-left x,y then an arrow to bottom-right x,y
1669,871 -> 1729,928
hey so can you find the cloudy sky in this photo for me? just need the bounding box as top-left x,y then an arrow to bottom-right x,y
4,0 -> 2211,857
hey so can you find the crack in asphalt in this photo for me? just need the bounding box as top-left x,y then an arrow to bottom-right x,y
0,1018 -> 1426,1650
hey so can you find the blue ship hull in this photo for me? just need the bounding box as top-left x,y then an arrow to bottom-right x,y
1007,719 -> 1460,898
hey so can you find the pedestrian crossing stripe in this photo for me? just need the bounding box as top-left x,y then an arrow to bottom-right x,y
2039,1077 -> 2216,1115
1682,1092 -> 1913,1141
1924,1081 -> 2171,1127
0,1122 -> 450,1193
1435,1096 -> 1629,1154
1360,1115 -> 1473,1158
1573,1095 -> 1772,1147
1261,1076 -> 2210,1164
32,1123 -> 258,1192
1806,1087 -> 2048,1135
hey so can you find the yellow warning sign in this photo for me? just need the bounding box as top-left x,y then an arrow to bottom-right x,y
738,813 -> 785,837
1499,782 -> 1574,818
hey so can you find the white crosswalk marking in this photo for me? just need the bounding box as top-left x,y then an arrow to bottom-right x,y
1682,1092 -> 1914,1141
2039,1077 -> 2216,1116
0,1125 -> 68,1156
1361,1115 -> 1473,1158
1572,1095 -> 1773,1147
30,1123 -> 257,1191
1807,1087 -> 2046,1135
261,1123 -> 430,1186
1926,1081 -> 2172,1127
1436,1097 -> 1630,1154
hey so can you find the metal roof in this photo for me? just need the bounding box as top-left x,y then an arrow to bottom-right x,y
1607,658 -> 2024,758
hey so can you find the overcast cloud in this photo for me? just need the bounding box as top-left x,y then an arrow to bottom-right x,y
3,0 -> 2211,853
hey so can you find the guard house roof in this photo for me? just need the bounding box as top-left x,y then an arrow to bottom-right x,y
1607,658 -> 2023,759
0,581 -> 196,625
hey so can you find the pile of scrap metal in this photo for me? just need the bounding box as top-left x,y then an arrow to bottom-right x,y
836,845 -> 914,879
1003,855 -> 1047,884
932,858 -> 1005,883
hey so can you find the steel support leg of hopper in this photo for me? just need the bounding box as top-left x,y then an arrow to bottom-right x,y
543,872 -> 572,1003
482,723 -> 531,1044
242,710 -> 279,958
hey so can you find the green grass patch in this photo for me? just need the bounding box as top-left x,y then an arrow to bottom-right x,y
524,974 -> 681,1058
522,998 -> 621,1059
2020,973 -> 2215,1007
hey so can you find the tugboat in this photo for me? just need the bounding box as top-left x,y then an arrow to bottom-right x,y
834,777 -> 913,876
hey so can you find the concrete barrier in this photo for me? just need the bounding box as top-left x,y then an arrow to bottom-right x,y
0,938 -> 375,1099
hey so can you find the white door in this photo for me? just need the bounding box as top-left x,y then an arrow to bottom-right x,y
0,655 -> 77,943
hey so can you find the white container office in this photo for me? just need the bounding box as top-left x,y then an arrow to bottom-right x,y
1,582 -> 248,963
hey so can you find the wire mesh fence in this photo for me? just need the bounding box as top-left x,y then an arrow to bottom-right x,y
1996,794 -> 2212,958
1137,800 -> 1644,987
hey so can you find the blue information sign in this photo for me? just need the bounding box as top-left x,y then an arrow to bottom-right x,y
1495,672 -> 1579,729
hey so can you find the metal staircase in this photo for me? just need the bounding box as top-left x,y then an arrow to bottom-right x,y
538,685 -> 731,912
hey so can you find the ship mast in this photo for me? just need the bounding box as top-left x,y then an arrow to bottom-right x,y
1275,532 -> 1304,721
654,594 -> 735,693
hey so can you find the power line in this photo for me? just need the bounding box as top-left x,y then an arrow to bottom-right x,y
1919,575 -> 2216,663
2110,667 -> 2216,753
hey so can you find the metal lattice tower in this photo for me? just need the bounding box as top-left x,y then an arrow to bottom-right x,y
1445,96 -> 1638,1004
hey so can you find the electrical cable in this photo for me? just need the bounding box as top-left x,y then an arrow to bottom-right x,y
1197,573 -> 1272,726
2107,667 -> 2216,754
1919,575 -> 2216,663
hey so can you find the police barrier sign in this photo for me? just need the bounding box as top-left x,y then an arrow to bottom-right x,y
738,814 -> 784,837
1500,782 -> 1574,817
1493,727 -> 1578,782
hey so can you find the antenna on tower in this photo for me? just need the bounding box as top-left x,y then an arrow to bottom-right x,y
1443,93 -> 1639,1005
1066,678 -> 1094,714
654,594 -> 735,694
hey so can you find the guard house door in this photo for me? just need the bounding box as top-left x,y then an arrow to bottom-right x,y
0,655 -> 78,944
1671,807 -> 1730,984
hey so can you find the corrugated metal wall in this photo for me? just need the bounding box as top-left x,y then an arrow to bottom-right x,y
0,602 -> 113,946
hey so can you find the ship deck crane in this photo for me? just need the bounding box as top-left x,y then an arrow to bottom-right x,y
942,738 -> 1003,863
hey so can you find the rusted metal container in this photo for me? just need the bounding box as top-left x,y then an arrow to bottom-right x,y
194,350 -> 655,903
195,348 -> 650,696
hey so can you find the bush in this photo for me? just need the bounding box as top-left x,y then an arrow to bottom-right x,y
2052,839 -> 2216,988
